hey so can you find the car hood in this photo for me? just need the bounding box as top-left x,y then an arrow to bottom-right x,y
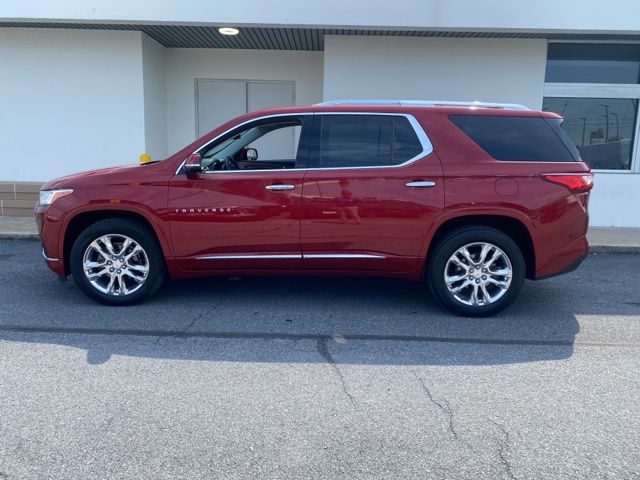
42,163 -> 158,190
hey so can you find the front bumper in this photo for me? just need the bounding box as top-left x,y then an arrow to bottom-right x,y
41,246 -> 59,262
36,206 -> 67,277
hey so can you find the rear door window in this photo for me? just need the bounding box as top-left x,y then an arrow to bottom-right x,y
449,115 -> 579,162
315,115 -> 424,168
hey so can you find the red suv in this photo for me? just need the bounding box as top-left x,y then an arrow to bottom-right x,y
36,100 -> 593,316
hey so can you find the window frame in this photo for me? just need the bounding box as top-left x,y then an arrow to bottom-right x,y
543,83 -> 640,173
544,40 -> 640,174
177,112 -> 433,174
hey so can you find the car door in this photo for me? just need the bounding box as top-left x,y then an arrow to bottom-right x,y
300,113 -> 444,273
168,114 -> 311,271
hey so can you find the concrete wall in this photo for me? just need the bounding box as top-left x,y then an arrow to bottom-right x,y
165,48 -> 323,153
141,33 -> 167,160
0,28 -> 146,182
590,173 -> 640,227
3,0 -> 640,33
323,36 -> 547,109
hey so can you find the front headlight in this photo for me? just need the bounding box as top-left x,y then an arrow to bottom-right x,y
38,188 -> 74,206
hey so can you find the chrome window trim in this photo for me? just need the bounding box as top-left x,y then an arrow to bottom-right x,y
175,112 -> 434,174
175,113 -> 307,175
310,112 -> 433,170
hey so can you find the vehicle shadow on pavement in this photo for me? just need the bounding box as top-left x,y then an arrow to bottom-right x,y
2,242 -> 639,366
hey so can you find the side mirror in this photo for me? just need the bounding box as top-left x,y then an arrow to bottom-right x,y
184,153 -> 202,175
242,147 -> 258,162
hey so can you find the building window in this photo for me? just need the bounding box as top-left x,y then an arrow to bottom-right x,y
542,98 -> 638,170
544,43 -> 640,172
546,43 -> 640,84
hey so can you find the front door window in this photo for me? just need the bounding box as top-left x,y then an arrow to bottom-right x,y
199,117 -> 307,171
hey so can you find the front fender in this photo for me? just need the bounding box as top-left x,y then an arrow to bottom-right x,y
58,201 -> 175,266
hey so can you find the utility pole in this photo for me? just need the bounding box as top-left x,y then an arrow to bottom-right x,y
600,103 -> 610,142
610,112 -> 620,139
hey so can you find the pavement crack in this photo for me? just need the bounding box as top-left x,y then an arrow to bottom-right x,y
155,311 -> 203,344
491,420 -> 516,480
411,371 -> 460,441
181,314 -> 201,334
316,337 -> 355,406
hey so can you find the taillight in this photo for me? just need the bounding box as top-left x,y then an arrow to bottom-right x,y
540,172 -> 594,194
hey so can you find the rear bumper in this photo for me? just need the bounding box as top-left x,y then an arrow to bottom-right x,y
535,235 -> 589,280
536,251 -> 588,280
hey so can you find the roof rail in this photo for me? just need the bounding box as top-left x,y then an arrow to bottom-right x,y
314,100 -> 529,110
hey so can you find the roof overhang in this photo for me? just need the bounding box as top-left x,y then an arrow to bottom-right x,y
2,22 -> 640,50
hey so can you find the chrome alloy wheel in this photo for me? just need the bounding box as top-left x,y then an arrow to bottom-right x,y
82,234 -> 149,296
443,242 -> 513,307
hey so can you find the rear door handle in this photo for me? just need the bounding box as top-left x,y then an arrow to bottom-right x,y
405,180 -> 436,188
265,184 -> 295,191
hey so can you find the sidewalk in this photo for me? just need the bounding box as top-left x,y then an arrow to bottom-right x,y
0,216 -> 638,252
0,216 -> 38,240
587,227 -> 640,253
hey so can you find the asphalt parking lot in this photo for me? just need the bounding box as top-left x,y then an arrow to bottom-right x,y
0,239 -> 639,479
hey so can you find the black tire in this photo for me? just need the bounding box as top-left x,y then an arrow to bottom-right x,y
427,226 -> 525,317
70,218 -> 165,305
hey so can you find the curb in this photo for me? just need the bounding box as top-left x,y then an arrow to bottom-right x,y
589,245 -> 640,254
0,232 -> 39,241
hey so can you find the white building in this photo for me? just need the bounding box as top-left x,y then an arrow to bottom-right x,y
1,0 -> 640,226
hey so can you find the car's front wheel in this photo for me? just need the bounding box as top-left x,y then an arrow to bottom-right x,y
428,227 -> 525,317
70,219 -> 165,305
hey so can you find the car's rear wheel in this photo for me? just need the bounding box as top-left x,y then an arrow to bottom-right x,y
70,219 -> 165,305
428,227 -> 525,317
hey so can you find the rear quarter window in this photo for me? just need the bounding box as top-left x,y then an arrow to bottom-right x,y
449,115 -> 580,162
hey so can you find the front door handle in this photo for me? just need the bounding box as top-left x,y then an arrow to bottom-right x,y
405,180 -> 436,188
265,184 -> 295,191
